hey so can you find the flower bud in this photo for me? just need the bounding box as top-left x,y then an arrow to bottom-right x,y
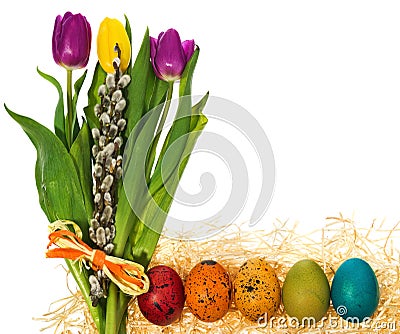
117,74 -> 131,88
104,243 -> 114,254
111,90 -> 122,102
102,96 -> 111,107
150,28 -> 194,82
108,124 -> 119,139
115,166 -> 123,179
89,275 -> 100,289
113,57 -> 121,69
52,12 -> 91,70
90,219 -> 100,229
97,17 -> 131,73
100,113 -> 110,125
103,143 -> 115,158
89,228 -> 97,244
92,145 -> 99,158
98,84 -> 107,97
101,175 -> 114,192
96,151 -> 105,164
92,128 -> 100,140
117,119 -> 126,131
98,135 -> 106,149
115,99 -> 126,112
110,225 -> 116,239
101,205 -> 113,223
94,193 -> 101,204
106,74 -> 116,89
114,136 -> 123,148
104,192 -> 112,205
94,104 -> 101,117
96,227 -> 106,247
94,164 -> 103,177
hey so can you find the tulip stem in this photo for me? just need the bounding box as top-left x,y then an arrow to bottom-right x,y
159,82 -> 174,136
66,69 -> 73,149
146,81 -> 174,180
105,283 -> 118,334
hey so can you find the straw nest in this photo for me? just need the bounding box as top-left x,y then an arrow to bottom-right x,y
37,214 -> 400,333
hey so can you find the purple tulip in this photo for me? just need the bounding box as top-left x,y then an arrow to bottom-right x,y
150,29 -> 195,82
52,12 -> 92,70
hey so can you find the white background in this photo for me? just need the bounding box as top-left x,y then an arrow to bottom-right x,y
1,0 -> 400,332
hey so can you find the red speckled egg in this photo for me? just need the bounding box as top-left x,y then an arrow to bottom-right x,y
185,260 -> 231,322
138,265 -> 185,326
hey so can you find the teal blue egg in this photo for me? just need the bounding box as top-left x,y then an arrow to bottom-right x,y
331,258 -> 379,322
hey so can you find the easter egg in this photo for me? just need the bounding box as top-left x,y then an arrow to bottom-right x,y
234,258 -> 281,322
282,259 -> 330,323
185,260 -> 231,322
137,265 -> 185,326
331,258 -> 379,322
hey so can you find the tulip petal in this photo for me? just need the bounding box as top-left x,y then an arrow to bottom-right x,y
83,18 -> 92,67
52,12 -> 91,70
52,15 -> 63,65
59,14 -> 91,69
62,11 -> 73,21
153,28 -> 186,81
97,18 -> 131,73
150,37 -> 157,61
150,37 -> 162,79
182,39 -> 195,62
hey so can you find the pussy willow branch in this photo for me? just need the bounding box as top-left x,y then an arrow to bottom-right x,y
88,47 -> 131,306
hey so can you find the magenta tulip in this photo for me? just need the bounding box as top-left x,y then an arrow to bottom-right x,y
52,12 -> 92,70
150,29 -> 195,82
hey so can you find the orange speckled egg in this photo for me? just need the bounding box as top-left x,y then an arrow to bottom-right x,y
185,260 -> 231,322
234,258 -> 281,321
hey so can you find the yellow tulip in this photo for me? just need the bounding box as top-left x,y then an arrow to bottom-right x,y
97,17 -> 131,73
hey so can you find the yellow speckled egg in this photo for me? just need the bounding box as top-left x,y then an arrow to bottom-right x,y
185,260 -> 231,322
282,259 -> 330,323
234,258 -> 281,321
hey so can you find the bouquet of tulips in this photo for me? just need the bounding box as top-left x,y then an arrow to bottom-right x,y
5,12 -> 208,334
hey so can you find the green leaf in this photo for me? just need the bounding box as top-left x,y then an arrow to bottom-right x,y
113,106 -> 162,257
5,105 -> 89,241
124,14 -> 133,79
84,62 -> 105,130
70,121 -> 94,222
113,184 -> 139,257
115,38 -> 204,268
144,82 -> 173,183
66,259 -> 105,334
5,103 -> 103,332
114,26 -> 166,259
148,48 -> 200,195
129,49 -> 203,267
131,95 -> 208,267
37,67 -> 67,148
147,76 -> 169,111
71,70 -> 87,140
74,70 -> 88,107
155,92 -> 209,171
179,93 -> 209,175
113,28 -> 161,258
179,48 -> 200,97
125,27 -> 152,137
144,73 -> 156,110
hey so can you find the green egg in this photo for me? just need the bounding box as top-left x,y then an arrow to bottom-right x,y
282,259 -> 330,323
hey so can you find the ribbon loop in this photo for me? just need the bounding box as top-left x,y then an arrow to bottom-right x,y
46,220 -> 149,296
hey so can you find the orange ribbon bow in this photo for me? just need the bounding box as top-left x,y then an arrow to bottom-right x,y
46,220 -> 149,296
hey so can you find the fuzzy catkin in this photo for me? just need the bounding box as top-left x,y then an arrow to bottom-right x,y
88,51 -> 130,306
